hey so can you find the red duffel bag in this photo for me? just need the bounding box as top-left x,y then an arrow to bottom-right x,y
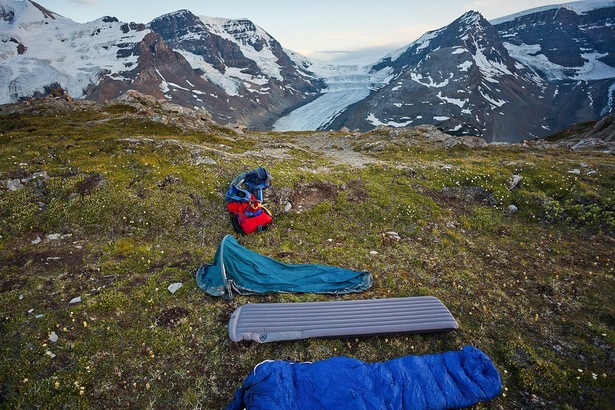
227,196 -> 272,235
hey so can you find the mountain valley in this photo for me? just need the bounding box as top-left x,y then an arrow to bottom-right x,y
1,0 -> 614,142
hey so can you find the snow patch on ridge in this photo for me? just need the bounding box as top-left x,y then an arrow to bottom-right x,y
490,1 -> 614,25
504,43 -> 615,81
437,92 -> 467,108
366,113 -> 413,128
199,16 -> 283,81
472,44 -> 512,78
410,73 -> 449,88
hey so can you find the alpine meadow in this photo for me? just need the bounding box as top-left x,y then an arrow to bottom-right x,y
1,0 -> 614,409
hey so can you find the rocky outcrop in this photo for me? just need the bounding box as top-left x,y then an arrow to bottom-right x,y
588,114 -> 615,142
555,113 -> 615,151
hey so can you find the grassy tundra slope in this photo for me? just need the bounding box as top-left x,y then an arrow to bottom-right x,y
0,96 -> 613,409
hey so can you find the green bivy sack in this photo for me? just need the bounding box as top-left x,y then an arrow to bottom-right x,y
196,235 -> 373,299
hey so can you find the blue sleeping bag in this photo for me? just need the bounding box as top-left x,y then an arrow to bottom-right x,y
227,346 -> 501,410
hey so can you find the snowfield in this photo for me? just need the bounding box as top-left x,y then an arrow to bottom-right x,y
0,1 -> 147,104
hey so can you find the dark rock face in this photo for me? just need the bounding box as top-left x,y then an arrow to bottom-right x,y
147,10 -> 324,129
86,31 -> 243,124
0,8 -> 14,22
327,6 -> 615,143
494,6 -> 615,70
149,10 -> 238,73
329,12 -> 549,142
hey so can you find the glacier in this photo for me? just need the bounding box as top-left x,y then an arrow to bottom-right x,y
272,62 -> 392,131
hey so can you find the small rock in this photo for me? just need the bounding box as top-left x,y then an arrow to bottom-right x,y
441,164 -> 453,170
382,231 -> 402,246
31,236 -> 41,245
369,251 -> 379,256
284,202 -> 292,212
568,169 -> 581,175
19,294 -> 24,300
5,179 -> 24,191
21,171 -> 49,184
45,350 -> 56,359
49,331 -> 58,343
35,314 -> 44,319
384,231 -> 400,239
194,156 -> 217,166
69,296 -> 82,304
508,204 -> 519,213
508,174 -> 523,190
168,283 -> 182,294
46,233 -> 62,241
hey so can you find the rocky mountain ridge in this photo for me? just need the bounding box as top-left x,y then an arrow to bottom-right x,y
331,3 -> 615,142
0,1 -> 323,128
2,90 -> 612,152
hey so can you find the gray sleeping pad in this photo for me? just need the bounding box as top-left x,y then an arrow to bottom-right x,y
228,296 -> 458,343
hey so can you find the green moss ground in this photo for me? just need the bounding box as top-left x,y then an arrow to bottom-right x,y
0,104 -> 613,408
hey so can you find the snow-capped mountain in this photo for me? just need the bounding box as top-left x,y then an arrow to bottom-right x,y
1,0 -> 614,142
0,1 -> 148,103
325,11 -> 548,142
0,1 -> 323,128
492,1 -> 615,138
147,10 -> 323,128
325,1 -> 615,142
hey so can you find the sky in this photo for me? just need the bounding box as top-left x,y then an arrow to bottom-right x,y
42,0 -> 585,64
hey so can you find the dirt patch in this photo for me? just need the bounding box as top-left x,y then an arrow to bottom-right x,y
421,185 -> 496,215
289,181 -> 339,212
266,180 -> 366,214
289,132 -> 383,168
0,235 -> 114,314
0,241 -> 88,291
155,306 -> 191,328
344,179 -> 369,202
3,246 -> 86,273
77,172 -> 104,195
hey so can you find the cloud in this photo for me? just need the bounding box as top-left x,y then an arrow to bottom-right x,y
307,44 -> 403,65
324,31 -> 372,41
